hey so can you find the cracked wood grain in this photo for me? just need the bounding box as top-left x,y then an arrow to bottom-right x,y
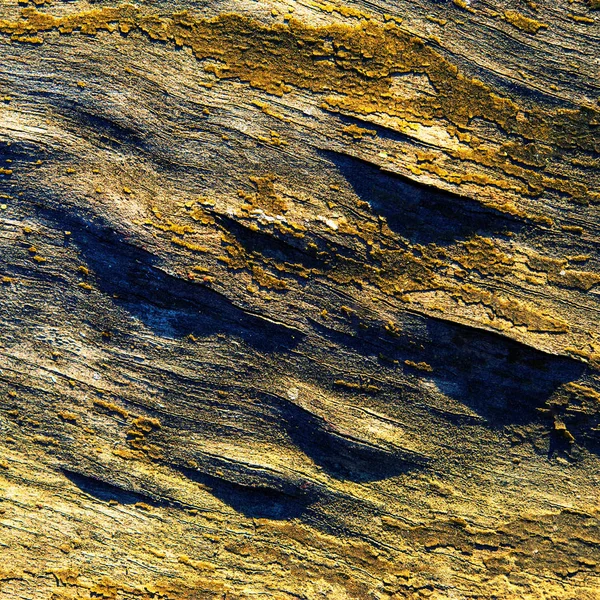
0,0 -> 599,598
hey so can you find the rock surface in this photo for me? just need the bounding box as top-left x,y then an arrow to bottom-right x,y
0,0 -> 599,598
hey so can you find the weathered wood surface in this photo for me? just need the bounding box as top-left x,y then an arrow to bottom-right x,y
0,0 -> 599,598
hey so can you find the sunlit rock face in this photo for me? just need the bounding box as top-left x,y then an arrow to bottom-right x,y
0,1 -> 599,598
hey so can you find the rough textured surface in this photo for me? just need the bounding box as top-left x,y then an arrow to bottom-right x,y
0,0 -> 599,598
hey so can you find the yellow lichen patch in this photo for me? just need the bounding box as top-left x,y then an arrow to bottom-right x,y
384,321 -> 401,336
0,6 -> 589,158
251,265 -> 289,290
126,416 -> 162,459
47,573 -> 206,600
342,123 -> 376,140
170,236 -> 209,253
452,0 -> 471,11
340,305 -> 355,317
147,547 -> 167,559
550,269 -> 600,291
561,225 -> 585,236
569,14 -> 595,23
4,30 -> 39,41
567,255 -> 591,263
111,447 -> 143,460
218,232 -> 248,270
252,100 -> 289,122
455,236 -> 515,276
0,5 -> 597,214
33,434 -> 59,446
88,578 -> 122,600
130,416 -> 161,432
50,569 -> 80,587
428,479 -> 455,496
456,284 -> 569,333
178,554 -> 216,572
426,16 -> 447,26
524,252 -> 600,291
92,398 -> 129,420
257,129 -> 288,146
58,411 -> 79,423
504,10 -> 549,34
404,360 -> 433,372
246,174 -> 287,215
334,379 -> 381,393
